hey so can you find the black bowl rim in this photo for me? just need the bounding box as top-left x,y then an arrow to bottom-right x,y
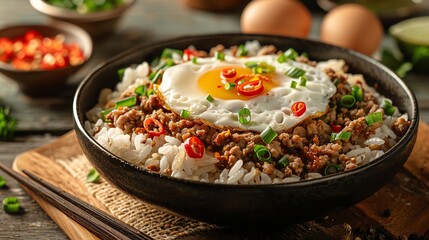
73,33 -> 419,189
0,21 -> 93,73
29,0 -> 136,22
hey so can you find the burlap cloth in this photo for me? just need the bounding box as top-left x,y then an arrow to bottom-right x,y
56,155 -> 220,239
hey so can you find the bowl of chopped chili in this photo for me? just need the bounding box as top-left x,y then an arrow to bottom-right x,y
0,21 -> 92,97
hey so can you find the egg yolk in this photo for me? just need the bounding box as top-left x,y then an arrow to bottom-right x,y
198,66 -> 280,100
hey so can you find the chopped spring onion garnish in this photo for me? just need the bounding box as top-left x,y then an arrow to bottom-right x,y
192,57 -> 197,64
134,85 -> 147,96
365,112 -> 383,126
205,94 -> 214,102
224,82 -> 236,90
150,70 -> 163,83
161,48 -> 183,59
261,126 -> 278,144
245,61 -> 258,69
324,164 -> 340,175
180,109 -> 190,118
3,197 -> 20,214
278,156 -> 290,167
215,51 -> 225,61
238,107 -> 251,124
381,100 -> 395,116
285,66 -> 306,78
236,44 -> 248,57
330,131 -> 352,142
284,48 -> 299,60
299,76 -> 307,87
117,68 -> 125,80
290,80 -> 297,89
115,96 -> 137,108
0,176 -> 5,188
352,86 -> 363,101
252,61 -> 276,74
333,78 -> 340,86
164,59 -> 176,68
147,89 -> 155,96
101,108 -> 114,122
277,53 -> 287,63
254,144 -> 272,162
86,168 -> 100,183
340,95 -> 356,108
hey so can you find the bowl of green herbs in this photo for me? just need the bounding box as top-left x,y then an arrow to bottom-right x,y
29,0 -> 136,39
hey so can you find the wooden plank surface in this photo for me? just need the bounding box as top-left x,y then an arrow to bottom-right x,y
9,123 -> 429,239
0,0 -> 429,239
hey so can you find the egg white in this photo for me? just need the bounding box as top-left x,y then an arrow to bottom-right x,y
158,55 -> 336,132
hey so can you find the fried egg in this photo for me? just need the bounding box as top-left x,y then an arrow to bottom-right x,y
157,55 -> 336,132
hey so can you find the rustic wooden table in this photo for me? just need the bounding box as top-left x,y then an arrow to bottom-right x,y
0,1 -> 428,239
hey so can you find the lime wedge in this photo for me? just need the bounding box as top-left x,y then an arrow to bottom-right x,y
389,16 -> 429,73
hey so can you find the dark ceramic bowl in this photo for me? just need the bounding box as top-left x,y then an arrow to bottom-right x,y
73,34 -> 419,226
29,0 -> 136,39
0,21 -> 92,97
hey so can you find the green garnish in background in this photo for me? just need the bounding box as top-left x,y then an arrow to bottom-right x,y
0,106 -> 17,140
45,0 -> 124,13
86,168 -> 100,183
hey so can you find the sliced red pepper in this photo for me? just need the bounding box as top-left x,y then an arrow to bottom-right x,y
330,123 -> 342,133
184,136 -> 205,158
237,80 -> 264,96
24,30 -> 42,42
183,48 -> 198,62
144,118 -> 165,137
221,67 -> 237,79
291,101 -> 306,117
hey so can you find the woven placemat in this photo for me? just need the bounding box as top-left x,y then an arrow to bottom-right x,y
56,155 -> 219,239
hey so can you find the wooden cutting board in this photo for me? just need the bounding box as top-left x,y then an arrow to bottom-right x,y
12,123 -> 429,239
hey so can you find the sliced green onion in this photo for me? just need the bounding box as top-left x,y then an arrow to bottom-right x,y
352,86 -> 363,101
324,164 -> 340,175
150,70 -> 163,83
147,89 -> 155,96
333,78 -> 340,86
278,156 -> 289,167
161,48 -> 183,59
205,94 -> 214,102
117,68 -> 125,80
180,109 -> 190,118
224,82 -> 236,90
215,51 -> 225,61
115,96 -> 137,108
290,80 -> 297,89
257,61 -> 276,73
261,126 -> 278,144
340,95 -> 356,109
86,168 -> 100,183
134,85 -> 147,96
285,66 -> 306,78
0,176 -> 6,188
299,76 -> 307,87
238,108 -> 251,124
277,53 -> 287,63
101,108 -> 114,122
192,57 -> 197,64
236,44 -> 248,57
381,100 -> 395,116
254,144 -> 272,162
3,197 -> 20,214
245,61 -> 258,69
330,131 -> 352,142
284,48 -> 298,60
365,112 -> 383,126
163,59 -> 176,68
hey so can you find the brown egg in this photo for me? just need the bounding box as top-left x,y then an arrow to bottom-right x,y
320,4 -> 384,55
240,0 -> 312,38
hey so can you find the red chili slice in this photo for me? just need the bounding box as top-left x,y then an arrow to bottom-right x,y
237,80 -> 264,96
184,136 -> 205,158
291,101 -> 306,117
183,48 -> 198,62
221,67 -> 237,79
143,118 -> 165,137
330,123 -> 342,133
